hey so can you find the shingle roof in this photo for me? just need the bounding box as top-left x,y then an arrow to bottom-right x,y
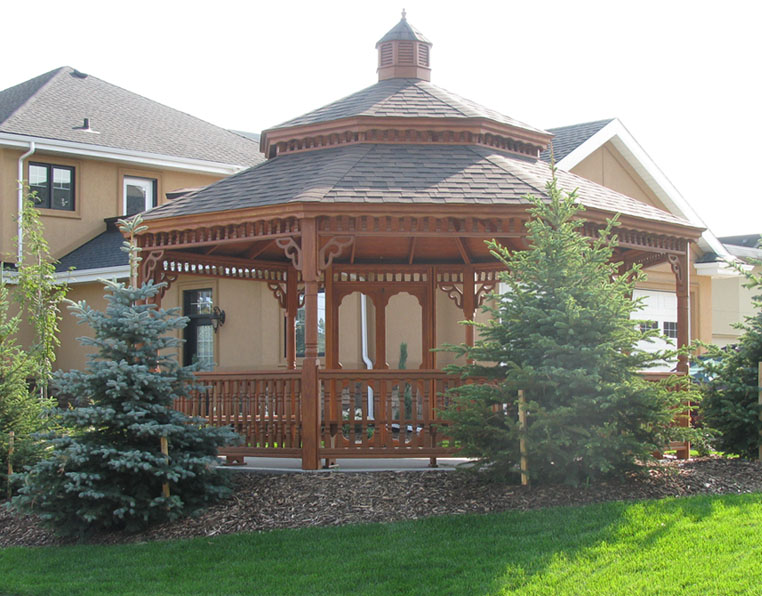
270,78 -> 547,134
56,225 -> 128,272
540,119 -> 614,163
719,234 -> 761,249
0,67 -> 265,167
376,16 -> 431,45
144,143 -> 693,229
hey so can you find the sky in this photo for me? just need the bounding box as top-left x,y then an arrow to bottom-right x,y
3,0 -> 760,237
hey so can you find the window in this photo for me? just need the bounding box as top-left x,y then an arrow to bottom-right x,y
663,321 -> 678,339
123,176 -> 156,216
287,291 -> 325,358
183,289 -> 215,370
639,320 -> 658,333
29,163 -> 75,211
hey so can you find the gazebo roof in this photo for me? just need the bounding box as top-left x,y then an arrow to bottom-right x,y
267,78 -> 547,134
143,143 -> 694,230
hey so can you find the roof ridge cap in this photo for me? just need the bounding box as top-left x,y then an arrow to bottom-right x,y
294,144 -> 374,202
0,66 -> 69,126
413,80 -> 471,118
470,146 -> 547,198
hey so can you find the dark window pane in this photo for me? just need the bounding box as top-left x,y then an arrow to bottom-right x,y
183,289 -> 214,369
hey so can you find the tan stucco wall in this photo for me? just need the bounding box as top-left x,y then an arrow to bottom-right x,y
571,144 -> 663,210
0,148 -> 219,260
56,281 -> 109,371
712,265 -> 760,347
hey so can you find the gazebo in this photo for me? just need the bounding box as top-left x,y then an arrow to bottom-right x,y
138,14 -> 703,469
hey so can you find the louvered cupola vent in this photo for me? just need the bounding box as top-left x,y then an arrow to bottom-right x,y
376,11 -> 433,81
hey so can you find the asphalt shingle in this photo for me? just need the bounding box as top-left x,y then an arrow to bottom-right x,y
0,67 -> 265,167
540,119 -> 614,163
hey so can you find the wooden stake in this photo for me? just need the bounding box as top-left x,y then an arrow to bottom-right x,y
758,362 -> 761,462
160,436 -> 170,498
518,390 -> 529,486
7,431 -> 14,500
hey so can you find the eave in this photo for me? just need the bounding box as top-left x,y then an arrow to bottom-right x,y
0,132 -> 248,176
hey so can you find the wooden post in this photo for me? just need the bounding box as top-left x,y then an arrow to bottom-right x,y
160,436 -> 170,498
300,218 -> 321,470
286,266 -> 298,370
463,266 -> 475,353
7,431 -> 14,499
758,362 -> 761,461
518,390 -> 529,486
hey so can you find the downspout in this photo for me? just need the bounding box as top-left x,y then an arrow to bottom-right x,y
17,142 -> 36,263
360,293 -> 374,418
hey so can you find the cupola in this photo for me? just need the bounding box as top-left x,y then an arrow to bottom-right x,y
376,10 -> 432,81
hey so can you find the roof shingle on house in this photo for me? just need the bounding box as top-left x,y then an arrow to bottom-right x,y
144,143 -> 693,229
541,119 -> 614,163
56,219 -> 128,272
0,67 -> 264,167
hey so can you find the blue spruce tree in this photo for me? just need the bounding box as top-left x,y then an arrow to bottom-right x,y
14,216 -> 237,535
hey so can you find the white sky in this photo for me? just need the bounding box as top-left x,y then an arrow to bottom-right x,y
3,0 -> 760,238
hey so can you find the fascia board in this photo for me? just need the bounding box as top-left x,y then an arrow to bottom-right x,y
556,119 -> 730,260
0,133 -> 246,176
55,266 -> 130,284
694,261 -> 751,278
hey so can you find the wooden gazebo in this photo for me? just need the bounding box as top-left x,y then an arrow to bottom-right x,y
137,14 -> 703,469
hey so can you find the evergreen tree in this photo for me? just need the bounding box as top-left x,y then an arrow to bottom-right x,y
14,216 -> 237,535
700,257 -> 762,458
443,171 -> 690,484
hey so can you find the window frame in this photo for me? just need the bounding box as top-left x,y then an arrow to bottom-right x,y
28,162 -> 76,212
122,175 -> 157,216
183,288 -> 216,370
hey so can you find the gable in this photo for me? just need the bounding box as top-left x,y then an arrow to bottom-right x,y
571,142 -> 665,212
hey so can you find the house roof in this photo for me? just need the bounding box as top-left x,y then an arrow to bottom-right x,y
0,67 -> 265,167
719,234 -> 761,249
268,78 -> 547,135
143,143 -> 695,230
540,119 -> 614,163
56,223 -> 128,272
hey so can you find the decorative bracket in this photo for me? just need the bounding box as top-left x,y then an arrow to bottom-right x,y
476,281 -> 497,306
139,250 -> 177,302
438,283 -> 464,309
267,281 -> 305,309
667,254 -> 683,282
275,237 -> 302,271
319,236 -> 354,270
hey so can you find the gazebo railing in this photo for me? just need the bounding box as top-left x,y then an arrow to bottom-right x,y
319,370 -> 461,457
175,371 -> 303,456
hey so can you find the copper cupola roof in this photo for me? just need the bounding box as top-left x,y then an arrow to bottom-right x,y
376,10 -> 433,82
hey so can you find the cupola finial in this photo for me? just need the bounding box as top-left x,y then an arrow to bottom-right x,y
401,8 -> 406,20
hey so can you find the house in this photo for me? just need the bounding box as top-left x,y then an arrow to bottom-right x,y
131,14 -> 708,468
709,234 -> 762,346
0,66 -> 264,370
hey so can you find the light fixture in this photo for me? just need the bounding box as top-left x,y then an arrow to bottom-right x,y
210,306 -> 226,332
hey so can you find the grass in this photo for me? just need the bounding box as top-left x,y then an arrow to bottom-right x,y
1,493 -> 761,595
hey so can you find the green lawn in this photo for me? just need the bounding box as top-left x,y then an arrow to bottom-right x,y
1,493 -> 761,595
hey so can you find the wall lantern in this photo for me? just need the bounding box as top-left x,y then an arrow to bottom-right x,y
210,306 -> 226,332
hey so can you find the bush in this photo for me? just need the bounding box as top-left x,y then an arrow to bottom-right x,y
13,216 -> 237,535
699,264 -> 762,458
442,170 -> 691,484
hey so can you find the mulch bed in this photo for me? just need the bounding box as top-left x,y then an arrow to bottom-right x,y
2,457 -> 761,548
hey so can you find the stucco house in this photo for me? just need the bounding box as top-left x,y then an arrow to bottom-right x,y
0,66 -> 264,368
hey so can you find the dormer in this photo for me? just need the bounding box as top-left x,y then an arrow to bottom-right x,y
376,11 -> 432,81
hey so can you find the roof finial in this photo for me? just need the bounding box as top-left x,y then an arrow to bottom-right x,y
401,8 -> 406,20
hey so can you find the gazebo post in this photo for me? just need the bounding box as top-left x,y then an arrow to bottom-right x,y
286,265 -> 298,370
671,248 -> 691,459
463,266 -> 476,353
300,218 -> 321,470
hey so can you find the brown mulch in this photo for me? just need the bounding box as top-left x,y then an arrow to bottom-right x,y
2,457 -> 761,548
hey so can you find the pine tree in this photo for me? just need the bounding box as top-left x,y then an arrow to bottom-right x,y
700,259 -> 762,458
443,171 -> 690,484
14,216 -> 237,535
